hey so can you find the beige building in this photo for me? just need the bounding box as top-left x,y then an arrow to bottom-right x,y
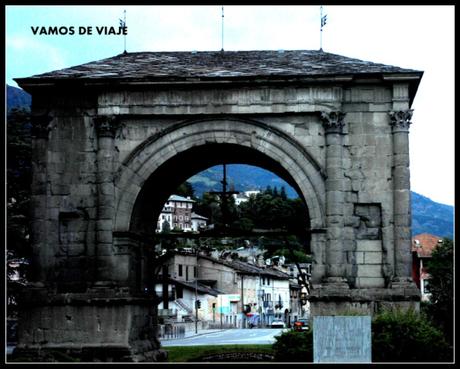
157,250 -> 294,328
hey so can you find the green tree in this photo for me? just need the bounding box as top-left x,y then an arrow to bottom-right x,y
424,237 -> 453,344
7,108 -> 33,317
161,220 -> 171,233
175,181 -> 195,199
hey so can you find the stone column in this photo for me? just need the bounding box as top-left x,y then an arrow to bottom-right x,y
29,112 -> 53,285
94,115 -> 119,285
320,111 -> 348,286
389,110 -> 416,285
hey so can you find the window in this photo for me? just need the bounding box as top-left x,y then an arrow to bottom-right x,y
423,279 -> 431,294
267,278 -> 270,286
176,286 -> 183,299
179,215 -> 183,221
178,264 -> 183,277
194,266 -> 197,278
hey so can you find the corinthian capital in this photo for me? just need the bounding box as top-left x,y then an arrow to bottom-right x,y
31,112 -> 53,139
94,115 -> 119,138
320,111 -> 346,134
389,110 -> 413,132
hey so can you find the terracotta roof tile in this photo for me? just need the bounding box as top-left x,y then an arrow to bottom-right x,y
412,233 -> 442,258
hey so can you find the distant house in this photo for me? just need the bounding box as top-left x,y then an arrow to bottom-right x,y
232,190 -> 260,206
191,212 -> 208,232
412,233 -> 443,302
156,195 -> 207,232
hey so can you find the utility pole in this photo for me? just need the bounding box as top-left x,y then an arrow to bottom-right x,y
241,274 -> 244,329
162,264 -> 169,310
220,295 -> 223,329
195,246 -> 198,334
210,164 -> 238,229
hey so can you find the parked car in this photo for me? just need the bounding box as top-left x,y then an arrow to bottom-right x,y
293,318 -> 309,331
271,319 -> 285,328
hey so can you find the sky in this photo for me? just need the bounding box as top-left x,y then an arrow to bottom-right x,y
5,5 -> 455,206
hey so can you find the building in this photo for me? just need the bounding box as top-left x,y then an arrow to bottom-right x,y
157,195 -> 203,232
155,249 -> 295,328
197,255 -> 292,327
191,212 -> 208,232
411,233 -> 442,302
155,249 -> 222,324
282,262 -> 311,318
232,190 -> 261,206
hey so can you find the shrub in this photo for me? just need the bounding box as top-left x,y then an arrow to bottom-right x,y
272,309 -> 452,363
272,330 -> 313,362
371,308 -> 452,362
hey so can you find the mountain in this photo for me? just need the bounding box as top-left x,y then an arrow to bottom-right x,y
7,84 -> 31,111
411,192 -> 454,239
188,164 -> 454,239
188,164 -> 298,199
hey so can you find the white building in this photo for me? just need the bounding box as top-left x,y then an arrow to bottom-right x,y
232,190 -> 261,206
156,195 -> 207,233
191,212 -> 208,232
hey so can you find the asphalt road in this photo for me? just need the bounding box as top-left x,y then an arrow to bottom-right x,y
160,328 -> 288,347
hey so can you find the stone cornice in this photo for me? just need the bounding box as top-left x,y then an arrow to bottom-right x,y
389,110 -> 413,132
94,115 -> 120,138
320,111 -> 346,134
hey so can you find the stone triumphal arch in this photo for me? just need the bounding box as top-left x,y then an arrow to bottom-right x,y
14,50 -> 423,361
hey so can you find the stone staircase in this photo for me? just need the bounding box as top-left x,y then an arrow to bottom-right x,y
174,298 -> 196,321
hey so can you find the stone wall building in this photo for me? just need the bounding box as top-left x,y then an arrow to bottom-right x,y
14,49 -> 423,361
156,194 -> 194,232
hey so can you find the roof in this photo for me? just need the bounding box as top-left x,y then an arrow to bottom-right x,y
191,212 -> 208,220
199,254 -> 290,280
15,49 -> 422,84
168,194 -> 195,203
412,233 -> 442,258
168,277 -> 222,296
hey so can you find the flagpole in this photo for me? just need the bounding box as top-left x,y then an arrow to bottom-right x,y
221,6 -> 224,51
320,5 -> 323,51
124,9 -> 127,53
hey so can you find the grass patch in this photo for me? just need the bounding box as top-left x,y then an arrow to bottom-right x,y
164,344 -> 274,362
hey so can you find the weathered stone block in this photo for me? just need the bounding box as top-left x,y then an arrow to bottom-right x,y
356,264 -> 382,278
364,251 -> 383,264
356,240 -> 382,252
355,277 -> 385,288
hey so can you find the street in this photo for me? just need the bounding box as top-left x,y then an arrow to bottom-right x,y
160,328 -> 288,347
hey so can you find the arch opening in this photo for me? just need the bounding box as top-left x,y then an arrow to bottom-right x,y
129,142 -> 311,238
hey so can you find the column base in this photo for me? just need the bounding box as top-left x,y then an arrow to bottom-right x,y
308,284 -> 420,317
15,289 -> 166,362
12,345 -> 168,363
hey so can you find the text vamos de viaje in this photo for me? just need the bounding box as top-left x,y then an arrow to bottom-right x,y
31,26 -> 127,35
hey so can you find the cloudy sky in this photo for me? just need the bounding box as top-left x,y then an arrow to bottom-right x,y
5,5 -> 455,206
